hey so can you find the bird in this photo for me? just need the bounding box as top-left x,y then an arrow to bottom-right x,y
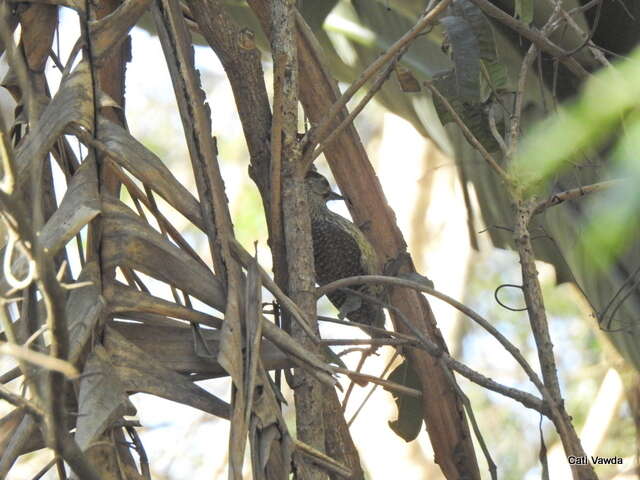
305,170 -> 386,331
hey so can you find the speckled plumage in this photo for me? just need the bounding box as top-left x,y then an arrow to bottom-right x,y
305,172 -> 385,329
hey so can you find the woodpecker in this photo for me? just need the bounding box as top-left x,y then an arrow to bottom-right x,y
305,171 -> 385,330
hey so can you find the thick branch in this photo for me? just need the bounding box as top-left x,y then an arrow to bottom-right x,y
271,1 -> 328,478
514,199 -> 596,480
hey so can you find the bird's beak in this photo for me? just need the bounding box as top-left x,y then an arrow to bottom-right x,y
326,191 -> 344,201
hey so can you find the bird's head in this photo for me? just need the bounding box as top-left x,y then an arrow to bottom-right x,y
305,171 -> 343,203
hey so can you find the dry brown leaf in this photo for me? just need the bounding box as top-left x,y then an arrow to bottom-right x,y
75,346 -> 136,451
243,251 -> 263,425
0,408 -> 26,453
108,320 -> 291,378
100,195 -> 225,310
15,61 -> 93,187
152,2 -> 250,477
12,1 -> 84,12
0,411 -> 40,475
18,4 -> 57,72
103,326 -> 230,419
0,158 -> 100,293
97,118 -> 204,229
106,281 -> 222,328
40,156 -> 100,256
89,0 -> 153,63
67,261 -> 105,364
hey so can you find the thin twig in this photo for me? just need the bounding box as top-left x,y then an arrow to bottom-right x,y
0,384 -> 45,417
442,367 -> 497,480
31,458 -> 57,480
334,366 -> 421,398
508,2 -> 563,160
318,315 -> 420,343
532,179 -> 623,215
0,4 -> 38,123
321,338 -> 412,347
340,348 -> 371,413
318,275 -> 549,398
488,107 -> 508,155
126,425 -> 150,479
293,439 -> 353,479
424,81 -> 510,181
0,342 -> 79,379
347,351 -> 400,427
507,42 -> 540,160
319,278 -> 548,413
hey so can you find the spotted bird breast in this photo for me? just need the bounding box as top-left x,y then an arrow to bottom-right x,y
310,211 -> 384,327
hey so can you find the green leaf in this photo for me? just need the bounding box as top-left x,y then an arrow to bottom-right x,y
515,0 -> 534,25
385,360 -> 423,442
480,59 -> 508,97
349,0 -> 451,76
579,114 -> 640,269
368,0 -> 425,19
438,0 -> 506,102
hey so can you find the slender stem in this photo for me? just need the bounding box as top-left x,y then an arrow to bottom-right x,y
333,366 -> 422,398
508,2 -> 563,160
424,81 -> 510,181
532,179 -> 623,215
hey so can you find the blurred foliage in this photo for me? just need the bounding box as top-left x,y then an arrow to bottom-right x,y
512,46 -> 640,270
513,47 -> 640,189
